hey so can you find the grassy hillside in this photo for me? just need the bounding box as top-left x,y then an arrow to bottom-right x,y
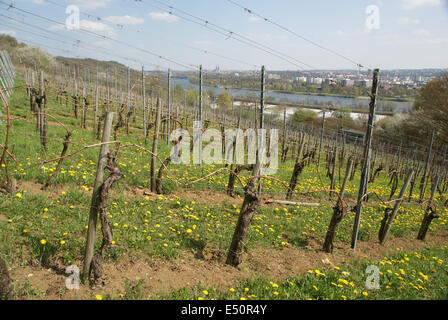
0,75 -> 447,300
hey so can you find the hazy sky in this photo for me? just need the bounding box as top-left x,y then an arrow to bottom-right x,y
1,0 -> 447,71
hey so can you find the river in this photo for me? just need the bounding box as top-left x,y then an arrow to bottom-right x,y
170,77 -> 412,113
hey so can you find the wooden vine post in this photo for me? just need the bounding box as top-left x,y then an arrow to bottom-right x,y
82,112 -> 114,283
351,68 -> 379,250
150,98 -> 162,192
198,65 -> 203,168
93,67 -> 98,138
281,107 -> 286,161
73,94 -> 79,119
226,65 -> 265,267
36,71 -> 48,151
82,95 -> 89,130
142,66 -> 146,138
167,68 -> 171,144
106,70 -> 110,113
317,110 -> 326,168
0,84 -> 13,193
127,67 -> 130,116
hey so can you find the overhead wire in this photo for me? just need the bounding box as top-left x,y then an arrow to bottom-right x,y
141,0 -> 317,70
0,1 -> 198,71
40,0 -> 259,69
225,0 -> 369,70
0,14 -> 171,71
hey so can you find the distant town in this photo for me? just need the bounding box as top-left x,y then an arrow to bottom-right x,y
172,68 -> 446,89
152,68 -> 447,102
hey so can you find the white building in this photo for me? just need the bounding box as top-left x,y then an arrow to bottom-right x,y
313,77 -> 323,85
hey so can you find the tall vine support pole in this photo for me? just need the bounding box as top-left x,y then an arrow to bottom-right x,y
198,65 -> 203,168
106,70 -> 110,113
167,69 -> 171,144
226,65 -> 265,267
257,66 -> 265,197
183,90 -> 187,126
127,67 -> 130,116
286,135 -> 306,200
419,130 -> 434,203
114,66 -> 118,114
0,51 -> 14,171
150,98 -> 162,192
317,110 -> 326,168
142,66 -> 146,139
94,67 -> 98,138
281,107 -> 286,161
0,87 -> 10,170
37,71 -> 48,151
82,112 -> 114,283
351,68 -> 380,250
